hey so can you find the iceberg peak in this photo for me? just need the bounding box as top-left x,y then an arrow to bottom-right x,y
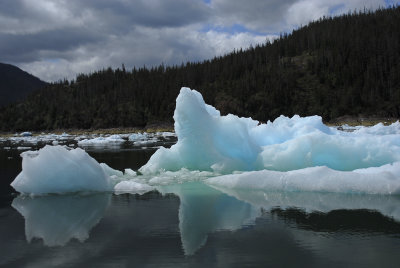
140,87 -> 400,174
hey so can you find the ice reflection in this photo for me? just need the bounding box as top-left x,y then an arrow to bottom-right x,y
208,187 -> 400,221
10,183 -> 400,257
12,193 -> 111,246
159,183 -> 400,255
158,182 -> 259,255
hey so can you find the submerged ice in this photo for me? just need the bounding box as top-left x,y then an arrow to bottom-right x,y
10,87 -> 400,195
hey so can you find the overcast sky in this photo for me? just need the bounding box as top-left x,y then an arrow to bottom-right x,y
0,0 -> 398,82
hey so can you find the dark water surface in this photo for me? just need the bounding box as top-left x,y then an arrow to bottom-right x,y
1,141 -> 400,267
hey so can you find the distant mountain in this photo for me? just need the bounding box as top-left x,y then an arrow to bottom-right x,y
0,63 -> 47,106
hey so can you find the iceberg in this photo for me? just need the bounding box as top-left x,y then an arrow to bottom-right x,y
140,87 -> 400,174
9,87 -> 400,196
11,145 -> 112,195
207,162 -> 400,195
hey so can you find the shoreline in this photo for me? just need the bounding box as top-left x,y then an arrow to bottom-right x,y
325,116 -> 399,127
1,117 -> 399,137
0,123 -> 175,137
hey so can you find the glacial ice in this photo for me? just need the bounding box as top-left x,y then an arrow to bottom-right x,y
78,134 -> 125,146
128,133 -> 149,141
207,162 -> 400,195
114,180 -> 155,194
9,87 -> 400,196
11,145 -> 112,195
354,121 -> 400,135
140,87 -> 400,174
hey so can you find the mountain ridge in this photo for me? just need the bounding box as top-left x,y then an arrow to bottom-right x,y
0,62 -> 47,107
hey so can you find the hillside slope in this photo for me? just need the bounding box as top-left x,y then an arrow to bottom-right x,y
0,63 -> 47,107
0,7 -> 399,131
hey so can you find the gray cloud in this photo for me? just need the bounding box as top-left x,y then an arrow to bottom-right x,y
0,28 -> 103,63
0,0 -> 394,81
211,0 -> 388,32
211,0 -> 298,32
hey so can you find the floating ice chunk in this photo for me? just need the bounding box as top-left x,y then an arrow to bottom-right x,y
128,133 -> 148,141
17,147 -> 32,151
78,134 -> 125,146
207,162 -> 400,195
161,131 -> 176,137
141,87 -> 400,174
147,169 -> 215,186
124,168 -> 137,177
338,124 -> 361,132
114,180 -> 154,194
353,121 -> 400,135
133,139 -> 159,145
11,145 -> 112,195
20,132 -> 32,137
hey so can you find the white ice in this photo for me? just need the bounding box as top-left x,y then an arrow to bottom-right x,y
353,121 -> 400,135
140,87 -> 400,174
207,162 -> 400,195
78,134 -> 125,146
2,133 -> 71,145
114,181 -> 155,194
11,145 -> 112,195
128,132 -> 175,146
9,87 -> 400,196
128,133 -> 149,141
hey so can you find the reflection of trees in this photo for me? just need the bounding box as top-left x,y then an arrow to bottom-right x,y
269,207 -> 400,234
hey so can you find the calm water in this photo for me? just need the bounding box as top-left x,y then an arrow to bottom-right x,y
1,138 -> 400,267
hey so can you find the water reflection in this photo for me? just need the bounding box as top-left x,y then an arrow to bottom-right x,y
160,183 -> 400,255
9,183 -> 400,259
270,207 -> 400,234
210,186 -> 400,222
12,193 -> 111,246
158,182 -> 259,255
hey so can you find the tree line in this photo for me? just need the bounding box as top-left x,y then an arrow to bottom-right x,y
1,6 -> 399,131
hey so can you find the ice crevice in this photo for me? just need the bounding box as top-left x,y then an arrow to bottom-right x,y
10,87 -> 400,195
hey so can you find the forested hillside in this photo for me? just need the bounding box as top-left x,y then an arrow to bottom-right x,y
0,63 -> 47,107
1,6 -> 399,131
